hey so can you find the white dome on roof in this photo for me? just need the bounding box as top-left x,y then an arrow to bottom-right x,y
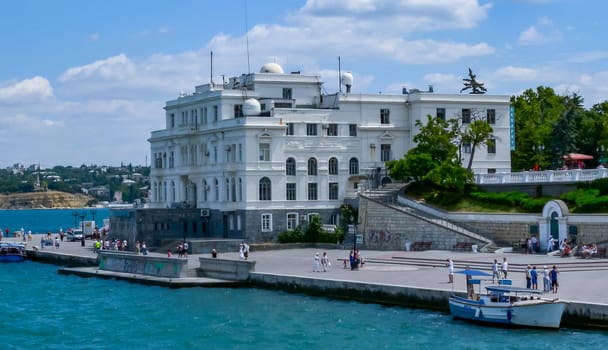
341,72 -> 353,86
260,62 -> 284,74
243,98 -> 261,116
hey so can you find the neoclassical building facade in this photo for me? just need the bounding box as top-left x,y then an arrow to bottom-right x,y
147,63 -> 511,241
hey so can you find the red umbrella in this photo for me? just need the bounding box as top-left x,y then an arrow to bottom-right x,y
562,153 -> 594,161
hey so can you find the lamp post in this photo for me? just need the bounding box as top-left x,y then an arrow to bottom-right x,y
532,144 -> 545,170
73,212 -> 78,230
80,213 -> 86,247
90,210 -> 96,239
597,145 -> 605,166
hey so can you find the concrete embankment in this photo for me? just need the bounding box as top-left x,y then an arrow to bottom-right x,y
21,239 -> 608,329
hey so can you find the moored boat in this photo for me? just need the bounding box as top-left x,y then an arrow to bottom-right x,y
449,285 -> 566,329
0,241 -> 27,262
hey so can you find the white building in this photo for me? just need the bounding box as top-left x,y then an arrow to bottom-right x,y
148,63 -> 511,241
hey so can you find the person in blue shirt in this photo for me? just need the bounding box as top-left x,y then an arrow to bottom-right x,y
530,266 -> 538,290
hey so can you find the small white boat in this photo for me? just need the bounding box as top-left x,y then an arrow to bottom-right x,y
449,285 -> 566,329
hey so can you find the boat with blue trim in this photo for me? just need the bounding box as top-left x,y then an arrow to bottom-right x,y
449,285 -> 566,329
0,241 -> 27,262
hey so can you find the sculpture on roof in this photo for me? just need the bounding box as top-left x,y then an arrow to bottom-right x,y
460,67 -> 487,94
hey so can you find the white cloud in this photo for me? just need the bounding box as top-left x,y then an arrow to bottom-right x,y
495,66 -> 539,81
59,54 -> 135,82
0,76 -> 53,100
518,17 -> 561,45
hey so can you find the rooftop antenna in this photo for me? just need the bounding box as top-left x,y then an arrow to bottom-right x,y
245,0 -> 251,74
210,51 -> 214,86
338,56 -> 342,93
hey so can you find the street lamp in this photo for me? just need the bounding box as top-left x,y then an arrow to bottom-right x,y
597,145 -> 605,166
532,144 -> 545,170
73,212 -> 78,230
90,210 -> 96,239
80,213 -> 86,247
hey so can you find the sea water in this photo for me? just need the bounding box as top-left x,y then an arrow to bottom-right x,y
1,262 -> 607,350
0,208 -> 109,234
1,209 -> 607,349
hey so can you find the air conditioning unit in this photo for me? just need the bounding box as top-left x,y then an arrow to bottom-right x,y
200,208 -> 211,217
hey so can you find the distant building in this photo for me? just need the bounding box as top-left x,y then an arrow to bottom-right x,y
146,63 -> 511,242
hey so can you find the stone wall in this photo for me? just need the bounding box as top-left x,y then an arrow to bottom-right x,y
359,198 -> 488,250
98,251 -> 188,278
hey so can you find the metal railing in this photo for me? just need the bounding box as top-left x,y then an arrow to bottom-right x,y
475,168 -> 608,184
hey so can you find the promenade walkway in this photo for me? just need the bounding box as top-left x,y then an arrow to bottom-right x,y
21,235 -> 608,305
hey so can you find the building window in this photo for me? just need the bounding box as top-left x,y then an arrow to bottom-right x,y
380,108 -> 390,124
259,177 -> 272,201
202,180 -> 208,201
169,151 -> 174,168
329,182 -> 339,200
238,144 -> 243,162
488,168 -> 496,174
214,178 -> 219,201
349,124 -> 357,136
238,178 -> 243,201
328,157 -> 338,175
380,144 -> 391,162
261,214 -> 272,232
436,108 -> 446,121
349,157 -> 359,175
286,157 -> 296,176
306,123 -> 317,136
308,183 -> 318,200
487,138 -> 496,154
213,105 -> 218,122
463,142 -> 472,154
330,214 -> 339,226
462,108 -> 471,124
226,178 -> 230,201
202,107 -> 207,124
486,109 -> 496,124
286,213 -> 298,230
282,88 -> 292,100
308,158 -> 318,176
259,143 -> 270,161
234,104 -> 243,118
286,183 -> 296,200
327,123 -> 338,136
286,123 -> 294,136
170,113 -> 175,128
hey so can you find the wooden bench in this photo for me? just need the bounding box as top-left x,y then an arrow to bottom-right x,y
453,242 -> 473,251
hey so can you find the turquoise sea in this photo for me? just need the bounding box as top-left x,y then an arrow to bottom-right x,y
0,208 -> 109,234
1,210 -> 607,349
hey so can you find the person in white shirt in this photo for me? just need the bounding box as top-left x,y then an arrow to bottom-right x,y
501,257 -> 509,279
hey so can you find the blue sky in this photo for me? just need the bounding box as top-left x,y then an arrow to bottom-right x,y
1,0 -> 607,167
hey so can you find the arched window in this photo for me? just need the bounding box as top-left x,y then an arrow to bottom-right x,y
349,157 -> 359,175
171,181 -> 176,202
214,178 -> 219,201
286,157 -> 296,176
308,158 -> 318,176
328,157 -> 338,175
259,177 -> 272,201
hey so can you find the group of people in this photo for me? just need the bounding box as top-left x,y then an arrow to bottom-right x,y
239,242 -> 250,260
525,265 -> 559,293
448,257 -> 560,294
313,252 -> 331,272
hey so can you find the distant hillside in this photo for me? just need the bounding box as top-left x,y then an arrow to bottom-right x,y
0,190 -> 93,209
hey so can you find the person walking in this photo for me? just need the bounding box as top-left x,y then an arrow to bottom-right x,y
551,265 -> 559,293
492,258 -> 500,282
531,266 -> 538,290
447,258 -> 454,283
501,257 -> 509,279
313,253 -> 320,272
321,252 -> 330,272
542,265 -> 551,292
525,265 -> 532,288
